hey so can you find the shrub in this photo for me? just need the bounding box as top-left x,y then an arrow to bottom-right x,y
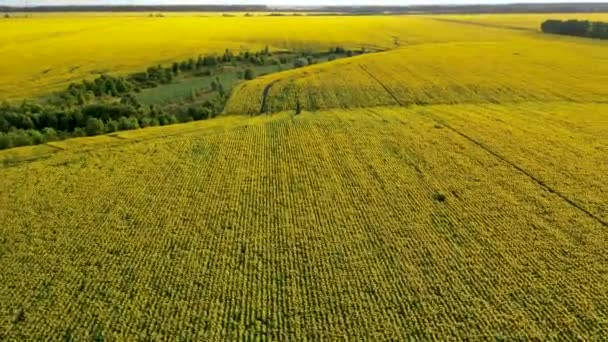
118,116 -> 139,130
139,117 -> 158,128
432,192 -> 446,202
85,118 -> 105,136
73,128 -> 86,137
0,133 -> 11,149
42,127 -> 58,141
29,130 -> 46,144
244,68 -> 256,80
294,58 -> 309,68
105,120 -> 119,133
10,131 -> 33,147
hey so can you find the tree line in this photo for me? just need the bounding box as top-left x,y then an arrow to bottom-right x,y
0,45 -> 356,150
0,49 -> 263,150
541,19 -> 608,39
0,94 -> 226,150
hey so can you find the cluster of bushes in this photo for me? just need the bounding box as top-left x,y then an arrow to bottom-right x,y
129,66 -> 173,88
0,72 -> 228,150
51,75 -> 136,106
0,46 -> 361,150
0,101 -> 143,149
53,47 -> 273,107
329,46 -> 365,57
541,19 -> 608,39
171,47 -> 273,74
329,46 -> 348,54
0,94 -> 227,149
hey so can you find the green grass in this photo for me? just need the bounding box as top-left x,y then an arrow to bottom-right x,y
135,55 -> 347,106
135,73 -> 236,105
135,64 -> 292,106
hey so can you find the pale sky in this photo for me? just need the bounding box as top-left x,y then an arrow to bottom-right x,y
2,0 -> 607,6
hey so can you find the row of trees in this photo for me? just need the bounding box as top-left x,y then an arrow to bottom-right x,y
0,68 -> 228,150
1,48 -> 281,150
0,94 -> 226,150
1,46 -> 360,150
54,47 -> 275,107
541,19 -> 608,39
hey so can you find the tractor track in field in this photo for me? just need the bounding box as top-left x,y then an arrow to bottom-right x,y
260,80 -> 280,114
359,64 -> 403,106
360,63 -> 608,228
422,111 -> 608,228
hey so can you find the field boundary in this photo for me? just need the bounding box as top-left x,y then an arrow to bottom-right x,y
433,18 -> 537,32
3,99 -> 606,230
359,64 -> 403,106
0,115 -> 261,169
356,62 -> 607,227
419,110 -> 608,228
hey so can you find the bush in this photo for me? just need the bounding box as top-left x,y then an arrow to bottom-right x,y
29,130 -> 46,144
42,127 -> 58,141
168,115 -> 178,124
73,128 -> 86,137
0,133 -> 11,149
118,116 -> 139,130
244,68 -> 256,80
294,58 -> 309,68
432,192 -> 446,202
105,120 -> 119,133
177,112 -> 194,123
85,118 -> 105,136
139,117 -> 159,128
10,131 -> 34,147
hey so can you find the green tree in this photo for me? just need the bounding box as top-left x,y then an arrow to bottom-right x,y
85,118 -> 105,136
10,130 -> 33,147
244,68 -> 256,80
42,127 -> 58,141
118,116 -> 140,130
105,120 -> 119,133
0,133 -> 11,149
294,58 -> 308,68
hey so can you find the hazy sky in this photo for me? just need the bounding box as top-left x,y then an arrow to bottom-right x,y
3,0 -> 607,6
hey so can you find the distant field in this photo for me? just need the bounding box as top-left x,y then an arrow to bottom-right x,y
226,35 -> 608,113
440,13 -> 608,30
1,14 -> 527,99
3,13 -> 608,101
2,12 -> 608,339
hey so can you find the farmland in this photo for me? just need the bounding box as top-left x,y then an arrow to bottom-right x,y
1,12 -> 608,339
225,33 -> 608,114
1,14 -> 527,99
